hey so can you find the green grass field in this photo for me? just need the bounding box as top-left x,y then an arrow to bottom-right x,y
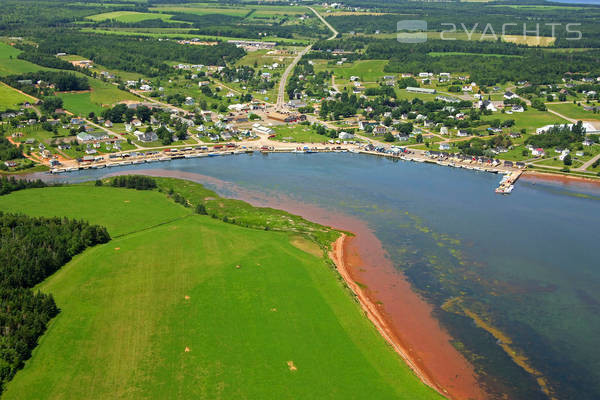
314,60 -> 388,82
482,109 -> 568,132
547,103 -> 600,121
0,82 -> 34,110
0,42 -> 48,76
149,5 -> 251,17
273,124 -> 331,143
0,181 -> 442,400
86,11 -> 178,23
57,75 -> 139,116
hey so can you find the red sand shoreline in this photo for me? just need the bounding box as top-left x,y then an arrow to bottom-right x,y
523,170 -> 600,188
329,233 -> 442,395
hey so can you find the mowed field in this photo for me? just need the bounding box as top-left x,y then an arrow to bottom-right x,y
0,42 -> 48,76
482,109 -> 569,132
57,75 -> 140,116
86,11 -> 178,23
0,183 -> 442,400
0,82 -> 35,110
547,102 -> 600,121
314,60 -> 388,82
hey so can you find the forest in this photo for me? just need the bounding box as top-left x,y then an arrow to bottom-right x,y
525,122 -> 586,149
0,210 -> 110,393
323,0 -> 600,48
32,32 -> 246,76
313,37 -> 600,86
0,138 -> 24,163
1,71 -> 90,94
109,175 -> 157,190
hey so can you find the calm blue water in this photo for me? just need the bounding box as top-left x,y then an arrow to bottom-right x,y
42,153 -> 600,399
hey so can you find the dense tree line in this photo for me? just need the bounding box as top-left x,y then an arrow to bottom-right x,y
1,71 -> 89,94
0,211 -> 110,393
0,177 -> 46,196
33,32 -> 245,76
13,44 -> 76,71
110,175 -> 157,190
0,138 -> 24,162
525,122 -> 586,149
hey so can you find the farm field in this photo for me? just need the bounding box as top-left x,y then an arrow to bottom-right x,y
395,89 -> 439,102
0,181 -> 442,400
149,5 -> 251,17
86,11 -> 179,23
149,3 -> 306,18
481,109 -> 568,133
547,102 -> 600,121
0,42 -> 49,76
0,82 -> 35,110
352,31 -> 556,46
57,75 -> 140,116
314,60 -> 388,82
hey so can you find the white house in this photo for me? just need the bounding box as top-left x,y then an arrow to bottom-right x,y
339,131 -> 354,140
532,148 -> 545,157
439,143 -> 451,151
504,91 -> 518,100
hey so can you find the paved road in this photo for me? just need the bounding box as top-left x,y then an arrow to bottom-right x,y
309,6 -> 338,40
275,44 -> 312,110
275,6 -> 338,110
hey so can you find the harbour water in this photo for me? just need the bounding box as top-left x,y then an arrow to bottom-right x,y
38,153 -> 600,399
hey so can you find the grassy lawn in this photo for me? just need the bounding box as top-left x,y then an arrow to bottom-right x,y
481,109 -> 568,133
0,82 -> 35,110
394,89 -> 439,102
273,124 -> 331,143
498,145 -> 533,161
0,42 -> 49,76
547,103 -> 600,121
315,60 -> 388,82
57,76 -> 140,116
0,181 -> 442,400
533,157 -> 583,169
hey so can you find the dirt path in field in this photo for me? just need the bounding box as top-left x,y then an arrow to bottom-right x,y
0,81 -> 39,102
